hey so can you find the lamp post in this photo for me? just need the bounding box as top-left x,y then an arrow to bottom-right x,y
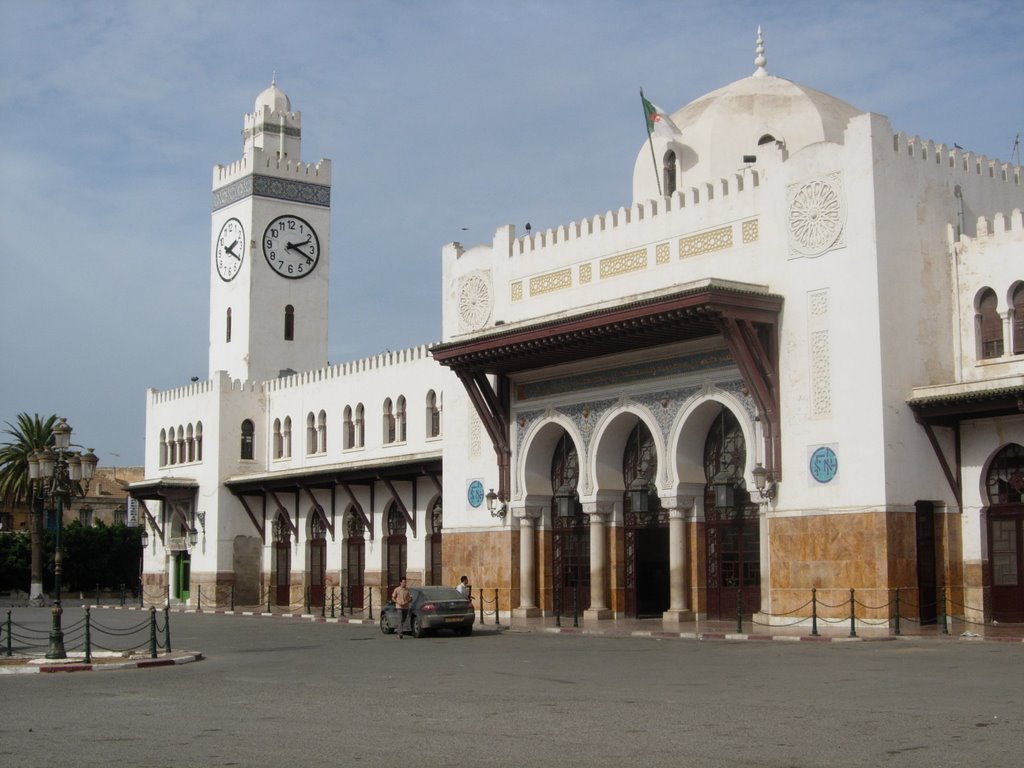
26,418 -> 98,659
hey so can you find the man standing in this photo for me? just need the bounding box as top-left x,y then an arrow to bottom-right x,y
456,575 -> 472,600
392,577 -> 411,639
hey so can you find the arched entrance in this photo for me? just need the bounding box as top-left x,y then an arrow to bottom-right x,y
987,443 -> 1024,621
429,499 -> 443,585
623,420 -> 669,618
703,408 -> 760,619
386,504 -> 407,598
551,431 -> 589,615
344,513 -> 365,610
272,514 -> 292,607
308,512 -> 327,608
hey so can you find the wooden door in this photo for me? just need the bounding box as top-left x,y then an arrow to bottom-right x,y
274,541 -> 290,606
990,511 -> 1024,622
309,537 -> 326,608
915,501 -> 937,625
346,536 -> 365,610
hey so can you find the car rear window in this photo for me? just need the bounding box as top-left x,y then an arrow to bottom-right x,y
416,587 -> 465,601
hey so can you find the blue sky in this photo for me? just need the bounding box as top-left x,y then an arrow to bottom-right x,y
1,0 -> 1021,467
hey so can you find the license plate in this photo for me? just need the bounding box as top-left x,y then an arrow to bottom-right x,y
445,616 -> 464,623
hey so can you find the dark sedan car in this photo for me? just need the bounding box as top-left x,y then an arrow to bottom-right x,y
380,586 -> 475,637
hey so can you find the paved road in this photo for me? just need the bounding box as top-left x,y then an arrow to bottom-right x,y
1,607 -> 1021,767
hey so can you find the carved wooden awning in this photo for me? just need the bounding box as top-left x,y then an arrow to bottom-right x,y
908,380 -> 1024,508
127,478 -> 199,543
224,456 -> 441,542
432,281 -> 783,501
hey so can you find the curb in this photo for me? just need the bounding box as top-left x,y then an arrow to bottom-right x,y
0,651 -> 204,675
84,605 -> 1024,644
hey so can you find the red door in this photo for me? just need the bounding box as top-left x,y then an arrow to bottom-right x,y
309,537 -> 326,608
346,536 -> 365,610
274,541 -> 291,607
990,509 -> 1024,622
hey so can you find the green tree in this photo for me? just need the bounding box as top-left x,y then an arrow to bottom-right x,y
0,413 -> 58,597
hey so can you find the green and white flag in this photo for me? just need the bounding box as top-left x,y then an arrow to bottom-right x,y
641,92 -> 681,139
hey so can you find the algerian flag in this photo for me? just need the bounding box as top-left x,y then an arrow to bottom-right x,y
641,92 -> 681,139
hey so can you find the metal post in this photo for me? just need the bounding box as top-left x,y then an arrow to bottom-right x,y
230,585 -> 235,612
479,592 -> 485,625
84,607 -> 92,664
330,587 -> 335,619
164,606 -> 172,653
149,606 -> 157,658
120,583 -> 125,607
46,493 -> 66,659
849,588 -> 857,638
736,586 -> 743,634
6,610 -> 12,656
368,588 -> 374,621
572,581 -> 579,628
305,585 -> 310,614
494,589 -> 501,627
894,589 -> 901,636
554,582 -> 561,628
197,583 -> 201,612
321,589 -> 326,618
939,585 -> 948,635
811,588 -> 819,637
266,584 -> 271,614
96,583 -> 100,605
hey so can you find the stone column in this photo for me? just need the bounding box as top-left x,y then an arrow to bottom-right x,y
513,508 -> 541,618
584,509 -> 612,620
663,506 -> 694,624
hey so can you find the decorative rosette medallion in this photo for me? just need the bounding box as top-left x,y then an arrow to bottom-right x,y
788,173 -> 846,257
457,271 -> 493,331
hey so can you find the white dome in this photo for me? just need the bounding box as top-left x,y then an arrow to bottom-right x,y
255,80 -> 291,114
633,29 -> 865,202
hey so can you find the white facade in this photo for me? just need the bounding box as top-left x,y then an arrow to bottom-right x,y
135,34 -> 1024,625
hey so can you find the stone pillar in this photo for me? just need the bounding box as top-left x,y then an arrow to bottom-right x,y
513,508 -> 541,618
663,506 -> 694,624
585,509 -> 612,620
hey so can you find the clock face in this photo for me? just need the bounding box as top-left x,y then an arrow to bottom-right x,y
263,214 -> 320,279
215,218 -> 245,282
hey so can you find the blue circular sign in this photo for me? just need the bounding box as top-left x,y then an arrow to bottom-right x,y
467,480 -> 485,508
809,446 -> 838,484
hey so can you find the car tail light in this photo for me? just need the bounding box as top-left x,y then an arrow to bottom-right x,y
420,602 -> 436,612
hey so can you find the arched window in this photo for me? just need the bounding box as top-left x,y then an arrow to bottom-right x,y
195,421 -> 203,461
426,390 -> 441,438
317,409 -> 327,453
176,426 -> 185,466
159,429 -> 168,467
283,416 -> 292,458
662,149 -> 677,196
284,305 -> 295,341
551,431 -> 587,615
168,425 -> 177,464
240,419 -> 255,460
978,288 -> 1004,359
226,308 -> 232,343
273,418 -> 283,459
186,424 -> 195,463
342,406 -> 353,449
306,412 -> 316,455
396,396 -> 407,443
355,404 -> 365,448
1012,284 -> 1024,355
383,398 -> 396,444
987,443 -> 1024,505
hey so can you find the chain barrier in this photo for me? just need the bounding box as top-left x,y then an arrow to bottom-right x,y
1,605 -> 169,660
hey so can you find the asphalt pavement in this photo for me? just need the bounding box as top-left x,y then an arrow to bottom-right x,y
1,606 -> 1021,767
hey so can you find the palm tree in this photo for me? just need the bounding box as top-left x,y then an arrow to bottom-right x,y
0,413 -> 58,599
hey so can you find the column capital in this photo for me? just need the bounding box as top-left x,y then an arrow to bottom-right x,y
512,506 -> 542,522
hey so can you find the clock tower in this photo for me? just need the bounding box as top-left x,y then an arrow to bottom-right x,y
208,78 -> 331,383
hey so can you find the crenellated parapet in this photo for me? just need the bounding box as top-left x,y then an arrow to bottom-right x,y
948,208 -> 1024,251
265,344 -> 437,393
891,132 -> 1021,187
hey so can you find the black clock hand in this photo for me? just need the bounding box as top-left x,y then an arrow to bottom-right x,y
286,238 -> 314,264
224,241 -> 240,259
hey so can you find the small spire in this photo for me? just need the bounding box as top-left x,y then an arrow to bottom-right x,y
271,70 -> 277,87
753,25 -> 767,77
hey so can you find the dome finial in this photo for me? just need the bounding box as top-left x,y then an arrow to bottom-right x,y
753,25 -> 767,77
272,70 -> 277,87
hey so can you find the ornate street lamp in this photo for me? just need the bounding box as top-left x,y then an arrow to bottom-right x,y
27,418 -> 98,659
485,488 -> 506,519
752,462 -> 777,501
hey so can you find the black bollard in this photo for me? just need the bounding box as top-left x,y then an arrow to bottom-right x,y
894,589 -> 901,636
849,588 -> 857,638
811,588 -> 819,637
84,607 -> 92,664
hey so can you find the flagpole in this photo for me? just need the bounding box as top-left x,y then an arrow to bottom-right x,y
640,88 -> 663,197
